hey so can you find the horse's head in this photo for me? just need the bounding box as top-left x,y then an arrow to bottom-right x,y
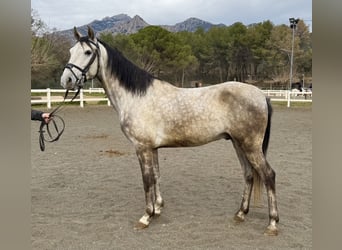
60,26 -> 100,90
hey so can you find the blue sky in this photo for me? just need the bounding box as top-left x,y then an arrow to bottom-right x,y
31,0 -> 312,31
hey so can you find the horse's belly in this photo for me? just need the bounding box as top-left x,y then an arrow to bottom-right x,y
157,122 -> 228,147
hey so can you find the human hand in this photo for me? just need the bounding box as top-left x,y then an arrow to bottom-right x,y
42,113 -> 51,124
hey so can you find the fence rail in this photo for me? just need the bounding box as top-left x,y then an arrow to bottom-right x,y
31,88 -> 312,109
262,89 -> 312,103
31,88 -> 110,108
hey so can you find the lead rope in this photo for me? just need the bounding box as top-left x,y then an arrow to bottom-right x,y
38,89 -> 80,151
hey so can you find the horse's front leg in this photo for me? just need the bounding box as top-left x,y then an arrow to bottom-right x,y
152,149 -> 164,216
134,147 -> 157,229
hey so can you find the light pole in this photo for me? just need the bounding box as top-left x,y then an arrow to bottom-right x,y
288,17 -> 299,107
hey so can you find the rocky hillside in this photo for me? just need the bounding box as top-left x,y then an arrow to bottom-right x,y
57,14 -> 224,40
161,17 -> 223,32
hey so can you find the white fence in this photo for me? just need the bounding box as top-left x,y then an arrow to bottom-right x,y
31,88 -> 110,109
31,88 -> 312,109
262,89 -> 312,103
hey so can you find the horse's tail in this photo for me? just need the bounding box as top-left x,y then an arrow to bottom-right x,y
262,97 -> 272,156
253,97 -> 273,205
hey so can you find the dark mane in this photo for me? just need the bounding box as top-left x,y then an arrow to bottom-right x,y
98,39 -> 154,96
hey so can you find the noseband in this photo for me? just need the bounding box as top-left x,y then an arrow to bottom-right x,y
63,39 -> 100,89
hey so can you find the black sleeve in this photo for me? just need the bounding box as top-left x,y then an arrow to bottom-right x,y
31,109 -> 43,121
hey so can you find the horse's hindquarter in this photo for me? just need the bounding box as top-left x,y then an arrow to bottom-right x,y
216,82 -> 269,147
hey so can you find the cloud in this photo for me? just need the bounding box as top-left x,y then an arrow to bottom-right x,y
31,0 -> 312,31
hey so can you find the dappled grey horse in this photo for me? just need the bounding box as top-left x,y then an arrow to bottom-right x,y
60,26 -> 279,235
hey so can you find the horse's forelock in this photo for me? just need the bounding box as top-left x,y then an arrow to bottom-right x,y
78,36 -> 95,50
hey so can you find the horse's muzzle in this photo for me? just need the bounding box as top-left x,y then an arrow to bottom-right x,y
60,72 -> 76,90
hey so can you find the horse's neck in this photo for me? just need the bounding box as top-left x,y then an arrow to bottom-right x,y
101,77 -> 175,110
99,75 -> 130,113
96,44 -> 178,115
94,46 -> 122,112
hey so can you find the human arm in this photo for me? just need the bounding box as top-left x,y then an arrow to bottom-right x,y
31,109 -> 51,123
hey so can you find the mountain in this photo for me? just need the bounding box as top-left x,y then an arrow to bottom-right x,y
85,14 -> 132,32
161,17 -> 224,32
106,15 -> 149,34
56,14 -> 225,40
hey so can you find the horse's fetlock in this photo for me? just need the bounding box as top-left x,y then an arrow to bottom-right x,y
145,205 -> 154,216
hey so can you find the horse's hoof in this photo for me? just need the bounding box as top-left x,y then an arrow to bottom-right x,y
264,225 -> 278,236
233,212 -> 245,223
134,222 -> 149,230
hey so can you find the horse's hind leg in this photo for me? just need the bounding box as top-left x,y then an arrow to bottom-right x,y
244,149 -> 279,236
232,142 -> 254,223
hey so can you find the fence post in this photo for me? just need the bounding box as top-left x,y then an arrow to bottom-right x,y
286,90 -> 291,107
47,88 -> 51,109
80,89 -> 84,108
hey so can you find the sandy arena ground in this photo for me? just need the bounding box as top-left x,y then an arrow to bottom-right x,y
31,104 -> 312,249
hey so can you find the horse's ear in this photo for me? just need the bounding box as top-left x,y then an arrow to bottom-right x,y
73,27 -> 81,41
87,26 -> 95,40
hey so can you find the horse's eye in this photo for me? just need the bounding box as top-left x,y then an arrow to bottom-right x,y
85,50 -> 92,56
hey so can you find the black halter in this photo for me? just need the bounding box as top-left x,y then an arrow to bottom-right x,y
63,39 -> 100,89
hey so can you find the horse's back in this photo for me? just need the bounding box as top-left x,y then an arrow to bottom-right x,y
216,81 -> 265,96
218,81 -> 267,108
